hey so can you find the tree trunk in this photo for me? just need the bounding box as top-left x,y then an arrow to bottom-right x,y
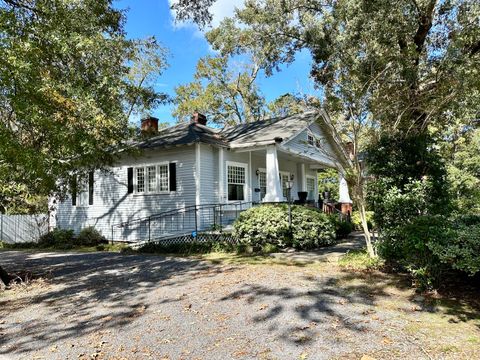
357,198 -> 376,258
0,265 -> 10,286
350,177 -> 376,258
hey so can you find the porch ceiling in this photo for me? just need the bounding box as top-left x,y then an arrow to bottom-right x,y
232,146 -> 333,169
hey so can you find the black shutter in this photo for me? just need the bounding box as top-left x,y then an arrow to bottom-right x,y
71,177 -> 77,206
88,171 -> 94,205
127,167 -> 134,194
169,162 -> 177,191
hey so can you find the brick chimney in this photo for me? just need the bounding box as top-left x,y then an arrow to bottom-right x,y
191,112 -> 207,126
141,116 -> 159,135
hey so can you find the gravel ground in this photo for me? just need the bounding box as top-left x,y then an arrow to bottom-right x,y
0,250 -> 479,360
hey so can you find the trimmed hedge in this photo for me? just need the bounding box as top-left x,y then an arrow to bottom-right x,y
233,204 -> 336,250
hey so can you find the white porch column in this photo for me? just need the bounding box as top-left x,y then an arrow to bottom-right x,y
219,147 -> 225,203
338,173 -> 352,203
299,163 -> 306,191
264,144 -> 283,202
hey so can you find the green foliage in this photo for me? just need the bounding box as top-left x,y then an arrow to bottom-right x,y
260,243 -> 279,254
199,0 -> 480,138
38,227 -> 106,248
339,249 -> 383,270
443,128 -> 480,213
38,229 -> 75,248
317,168 -> 339,201
351,211 -> 374,231
76,227 -> 108,247
429,224 -> 480,276
453,214 -> 480,227
233,205 -> 336,250
267,93 -> 306,118
0,1 -> 168,209
233,205 -> 290,248
378,215 -> 480,289
173,55 -> 266,125
367,134 -> 451,230
333,219 -> 353,239
0,183 -> 47,214
377,215 -> 453,289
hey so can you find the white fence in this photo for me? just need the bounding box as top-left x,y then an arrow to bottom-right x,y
0,214 -> 49,243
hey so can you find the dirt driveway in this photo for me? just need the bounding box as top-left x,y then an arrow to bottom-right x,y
0,250 -> 479,360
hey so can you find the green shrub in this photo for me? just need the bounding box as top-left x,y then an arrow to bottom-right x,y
378,215 -> 480,289
233,205 -> 336,250
351,211 -> 375,230
76,227 -> 108,246
452,214 -> 480,227
38,228 -> 75,247
429,223 -> 480,276
233,205 -> 289,248
261,243 -> 278,253
334,220 -> 353,238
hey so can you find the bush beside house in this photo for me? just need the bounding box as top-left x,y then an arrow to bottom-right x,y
37,226 -> 107,249
233,204 -> 336,250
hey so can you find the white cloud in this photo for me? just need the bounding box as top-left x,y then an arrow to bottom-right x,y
209,0 -> 244,27
168,0 -> 244,34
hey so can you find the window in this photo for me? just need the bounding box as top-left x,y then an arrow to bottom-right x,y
315,138 -> 321,148
136,167 -> 145,193
280,172 -> 290,199
227,163 -> 247,201
307,134 -> 314,146
258,171 -> 266,200
158,164 -> 169,192
307,176 -> 316,200
77,178 -> 89,207
147,166 -> 156,192
135,164 -> 169,194
72,172 -> 94,207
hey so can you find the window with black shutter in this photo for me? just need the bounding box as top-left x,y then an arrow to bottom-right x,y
88,171 -> 94,205
127,167 -> 134,194
71,177 -> 77,206
169,162 -> 176,191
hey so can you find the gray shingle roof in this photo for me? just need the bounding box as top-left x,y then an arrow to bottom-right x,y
221,111 -> 315,147
135,122 -> 227,149
132,111 -> 317,150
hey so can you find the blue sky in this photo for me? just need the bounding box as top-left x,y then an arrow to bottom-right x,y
115,0 -> 317,125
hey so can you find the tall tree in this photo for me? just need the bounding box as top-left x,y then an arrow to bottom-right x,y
0,0 -> 168,210
267,93 -> 307,118
173,55 -> 266,125
173,0 -> 480,256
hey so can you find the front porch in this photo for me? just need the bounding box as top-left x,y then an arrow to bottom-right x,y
219,143 -> 352,209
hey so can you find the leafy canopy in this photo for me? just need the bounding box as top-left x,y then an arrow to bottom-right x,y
173,55 -> 266,125
0,0 -> 168,211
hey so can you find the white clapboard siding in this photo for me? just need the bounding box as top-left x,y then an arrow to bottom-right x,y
56,145 -> 197,241
0,214 -> 48,243
282,122 -> 338,168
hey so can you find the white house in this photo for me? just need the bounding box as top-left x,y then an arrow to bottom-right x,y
56,110 -> 352,242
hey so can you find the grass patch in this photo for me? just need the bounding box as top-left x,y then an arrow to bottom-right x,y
338,248 -> 383,270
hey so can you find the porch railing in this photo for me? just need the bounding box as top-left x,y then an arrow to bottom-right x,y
110,199 -> 347,244
110,201 -> 255,243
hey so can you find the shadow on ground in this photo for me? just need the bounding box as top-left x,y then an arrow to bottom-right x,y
0,251 -> 225,355
1,249 -> 479,358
